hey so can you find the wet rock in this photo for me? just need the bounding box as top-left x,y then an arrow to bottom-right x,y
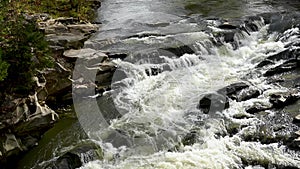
197,93 -> 229,114
217,82 -> 249,100
106,52 -> 127,59
51,142 -> 103,169
257,49 -> 299,68
293,114 -> 300,123
162,45 -> 194,57
269,91 -> 300,108
145,66 -> 163,76
182,131 -> 197,146
256,60 -> 275,68
244,20 -> 259,32
245,101 -> 273,114
218,23 -> 238,30
237,88 -> 260,102
268,14 -> 300,33
21,135 -> 38,149
243,110 -> 299,147
295,130 -> 300,136
264,59 -> 299,76
52,152 -> 82,169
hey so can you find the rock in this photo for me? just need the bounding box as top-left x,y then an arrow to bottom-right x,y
13,102 -> 58,136
51,142 -> 103,169
43,64 -> 72,105
237,88 -> 260,102
21,135 -> 38,149
23,13 -> 50,22
268,14 -> 300,33
218,22 -> 238,30
256,60 -> 275,68
106,52 -> 128,59
295,130 -> 300,136
52,152 -> 82,169
264,59 -> 299,76
182,131 -> 197,146
217,82 -> 249,100
0,134 -> 23,158
269,91 -> 300,108
54,17 -> 80,25
145,66 -> 163,76
293,114 -> 300,123
63,48 -> 107,62
244,20 -> 259,32
161,45 -> 194,57
10,93 -> 58,136
245,101 -> 273,114
197,92 -> 229,114
46,33 -> 87,50
257,49 -> 299,68
67,24 -> 99,34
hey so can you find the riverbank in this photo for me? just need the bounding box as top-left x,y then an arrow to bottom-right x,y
0,1 -> 102,168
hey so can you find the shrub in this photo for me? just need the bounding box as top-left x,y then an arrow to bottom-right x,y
0,0 -> 53,94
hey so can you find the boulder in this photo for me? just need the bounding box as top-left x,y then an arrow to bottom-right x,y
197,92 -> 229,114
237,88 -> 260,102
52,152 -> 82,169
264,59 -> 299,76
217,82 -> 249,100
13,100 -> 58,136
50,142 -> 103,169
269,91 -> 300,108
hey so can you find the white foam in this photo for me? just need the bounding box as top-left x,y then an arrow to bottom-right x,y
81,24 -> 300,168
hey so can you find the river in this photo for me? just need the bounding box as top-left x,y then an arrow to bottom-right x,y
19,0 -> 300,168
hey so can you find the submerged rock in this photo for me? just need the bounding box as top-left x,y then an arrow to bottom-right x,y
197,92 -> 229,114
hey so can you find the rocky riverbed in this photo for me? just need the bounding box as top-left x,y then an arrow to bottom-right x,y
1,1 -> 300,169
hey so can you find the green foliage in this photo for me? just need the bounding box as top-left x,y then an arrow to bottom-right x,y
0,1 -> 53,94
14,0 -> 97,21
0,50 -> 9,81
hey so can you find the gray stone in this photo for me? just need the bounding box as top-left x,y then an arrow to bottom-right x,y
46,34 -> 87,49
197,93 -> 229,114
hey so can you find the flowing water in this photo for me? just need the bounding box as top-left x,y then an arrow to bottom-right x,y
19,0 -> 300,168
